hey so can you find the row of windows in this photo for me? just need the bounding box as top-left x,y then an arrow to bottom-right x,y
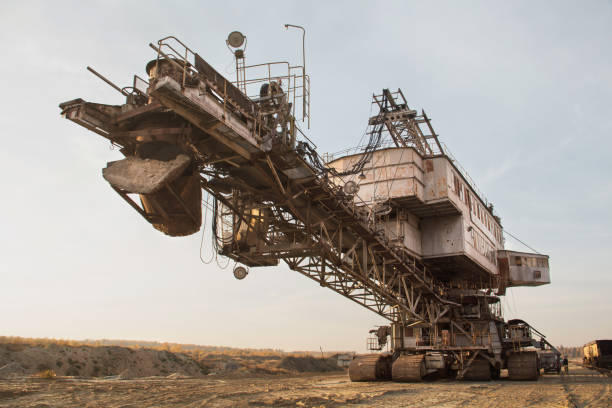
470,229 -> 497,265
513,256 -> 549,268
453,174 -> 502,244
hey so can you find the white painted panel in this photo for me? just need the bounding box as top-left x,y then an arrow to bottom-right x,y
421,215 -> 464,256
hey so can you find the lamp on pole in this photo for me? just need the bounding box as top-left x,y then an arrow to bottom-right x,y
284,24 -> 306,121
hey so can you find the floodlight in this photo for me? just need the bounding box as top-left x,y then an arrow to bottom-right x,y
227,31 -> 245,48
233,265 -> 248,280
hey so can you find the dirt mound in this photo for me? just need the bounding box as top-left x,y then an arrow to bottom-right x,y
277,356 -> 341,372
0,343 -> 206,379
0,362 -> 26,379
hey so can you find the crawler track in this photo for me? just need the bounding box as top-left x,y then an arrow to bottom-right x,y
348,354 -> 391,382
462,357 -> 492,381
507,351 -> 540,380
391,354 -> 426,382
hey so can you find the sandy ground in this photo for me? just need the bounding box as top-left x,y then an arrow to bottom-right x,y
0,362 -> 610,408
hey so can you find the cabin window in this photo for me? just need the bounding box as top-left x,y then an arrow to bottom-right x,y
514,257 -> 522,266
533,270 -> 542,279
454,174 -> 461,195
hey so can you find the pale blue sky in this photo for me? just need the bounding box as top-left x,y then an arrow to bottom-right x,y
0,1 -> 610,351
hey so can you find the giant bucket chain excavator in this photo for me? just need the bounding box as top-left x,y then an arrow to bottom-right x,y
60,31 -> 554,381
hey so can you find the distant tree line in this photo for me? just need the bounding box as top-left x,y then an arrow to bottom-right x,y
557,345 -> 583,358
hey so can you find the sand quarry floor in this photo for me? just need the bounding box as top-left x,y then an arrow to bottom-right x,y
0,362 -> 610,408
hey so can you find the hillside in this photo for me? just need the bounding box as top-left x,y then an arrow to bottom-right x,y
0,337 -> 344,379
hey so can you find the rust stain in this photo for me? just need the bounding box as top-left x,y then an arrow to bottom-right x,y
424,159 -> 434,173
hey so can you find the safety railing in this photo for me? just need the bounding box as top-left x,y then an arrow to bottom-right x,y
132,75 -> 149,95
150,36 -> 312,144
152,37 -> 311,125
150,36 -> 199,88
235,61 -> 311,127
441,142 -> 492,209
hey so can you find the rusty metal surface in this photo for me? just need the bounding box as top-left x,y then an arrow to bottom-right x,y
391,354 -> 426,382
461,357 -> 491,381
507,351 -> 540,381
103,154 -> 191,194
194,54 -> 257,116
498,250 -> 551,287
583,340 -> 612,369
348,354 -> 392,382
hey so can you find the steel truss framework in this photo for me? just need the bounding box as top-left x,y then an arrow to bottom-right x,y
140,41 -> 462,331
202,150 -> 458,328
212,181 -> 505,354
370,88 -> 444,156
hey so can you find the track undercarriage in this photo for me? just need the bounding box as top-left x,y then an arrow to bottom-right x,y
350,317 -> 544,382
350,349 -> 541,382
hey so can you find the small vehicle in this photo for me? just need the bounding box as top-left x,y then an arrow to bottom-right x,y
538,350 -> 561,374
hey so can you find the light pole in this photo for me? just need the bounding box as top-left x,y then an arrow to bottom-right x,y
284,24 -> 306,122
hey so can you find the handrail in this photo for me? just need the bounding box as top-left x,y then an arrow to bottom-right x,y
152,35 -> 311,129
152,37 -> 200,89
294,124 -> 317,149
441,142 -> 492,210
234,59 -> 310,125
